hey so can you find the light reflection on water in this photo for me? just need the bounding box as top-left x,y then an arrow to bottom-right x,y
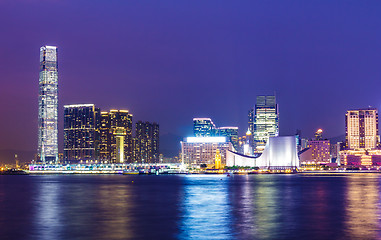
95,184 -> 133,239
1,174 -> 381,239
344,174 -> 381,239
33,177 -> 63,240
178,175 -> 233,239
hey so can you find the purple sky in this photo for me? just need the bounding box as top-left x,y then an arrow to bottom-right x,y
1,0 -> 381,156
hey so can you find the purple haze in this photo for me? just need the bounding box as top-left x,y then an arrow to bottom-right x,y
1,1 -> 381,158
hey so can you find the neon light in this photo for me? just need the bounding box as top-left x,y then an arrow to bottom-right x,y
186,137 -> 226,143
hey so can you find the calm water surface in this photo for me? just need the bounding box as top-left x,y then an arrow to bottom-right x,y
0,174 -> 381,240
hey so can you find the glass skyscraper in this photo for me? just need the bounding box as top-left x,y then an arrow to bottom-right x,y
251,95 -> 279,153
193,118 -> 216,137
38,46 -> 58,163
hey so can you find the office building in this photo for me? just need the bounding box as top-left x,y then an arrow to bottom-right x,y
193,118 -> 216,137
250,95 -> 279,153
38,45 -> 59,163
99,112 -> 111,161
299,130 -> 330,167
134,121 -> 159,163
307,140 -> 330,163
217,127 -> 239,151
63,104 -> 100,162
340,108 -> 381,167
109,110 -> 133,163
98,110 -> 133,163
181,137 -> 232,166
345,109 -> 378,150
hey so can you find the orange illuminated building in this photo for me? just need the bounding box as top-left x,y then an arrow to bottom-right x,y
340,108 -> 381,167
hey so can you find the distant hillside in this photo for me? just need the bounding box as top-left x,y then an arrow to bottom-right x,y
328,134 -> 345,144
0,149 -> 35,165
160,133 -> 183,158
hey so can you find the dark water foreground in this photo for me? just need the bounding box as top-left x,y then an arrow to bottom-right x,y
0,174 -> 380,240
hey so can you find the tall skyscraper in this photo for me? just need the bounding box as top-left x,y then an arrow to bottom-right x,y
99,112 -> 111,161
193,118 -> 216,137
345,108 -> 378,150
251,95 -> 279,153
134,121 -> 159,163
38,46 -> 58,163
340,108 -> 380,166
63,104 -> 100,162
110,110 -> 133,162
98,110 -> 133,163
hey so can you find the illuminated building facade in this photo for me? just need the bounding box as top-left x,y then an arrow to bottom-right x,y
98,110 -> 133,163
226,136 -> 299,170
299,129 -> 331,167
340,108 -> 381,167
307,140 -> 330,163
134,121 -> 160,163
181,137 -> 232,166
64,104 -> 100,162
215,149 -> 222,169
248,109 -> 255,134
193,118 -> 216,137
99,112 -> 111,161
345,109 -> 378,150
251,95 -> 279,153
114,127 -> 127,163
38,45 -> 58,163
109,110 -> 133,163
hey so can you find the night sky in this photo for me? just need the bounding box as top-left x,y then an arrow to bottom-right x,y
1,0 -> 381,158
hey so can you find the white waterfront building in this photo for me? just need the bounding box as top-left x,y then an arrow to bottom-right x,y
226,136 -> 299,170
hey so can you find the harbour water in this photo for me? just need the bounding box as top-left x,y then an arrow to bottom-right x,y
0,174 -> 381,240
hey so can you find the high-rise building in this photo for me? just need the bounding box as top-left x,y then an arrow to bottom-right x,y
134,121 -> 159,163
346,109 -> 378,150
251,95 -> 279,152
63,104 -> 100,162
109,110 -> 133,163
99,112 -> 111,161
248,109 -> 255,134
38,45 -> 59,163
340,108 -> 381,166
98,110 -> 133,163
217,127 -> 239,151
193,118 -> 216,137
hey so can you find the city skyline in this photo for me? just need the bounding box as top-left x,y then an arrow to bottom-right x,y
2,1 -> 381,160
